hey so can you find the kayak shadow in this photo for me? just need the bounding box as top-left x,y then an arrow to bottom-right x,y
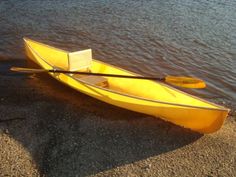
0,60 -> 203,176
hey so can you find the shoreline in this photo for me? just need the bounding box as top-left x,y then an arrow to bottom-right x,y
0,59 -> 235,176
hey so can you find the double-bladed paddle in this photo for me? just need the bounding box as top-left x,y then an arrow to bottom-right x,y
10,66 -> 206,89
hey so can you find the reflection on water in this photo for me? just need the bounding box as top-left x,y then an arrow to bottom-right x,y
0,0 -> 235,109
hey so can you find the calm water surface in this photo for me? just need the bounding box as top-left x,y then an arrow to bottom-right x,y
0,0 -> 235,110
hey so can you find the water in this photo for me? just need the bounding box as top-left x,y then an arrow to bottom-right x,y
0,0 -> 235,111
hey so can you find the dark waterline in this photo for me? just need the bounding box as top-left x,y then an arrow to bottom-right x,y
0,0 -> 235,110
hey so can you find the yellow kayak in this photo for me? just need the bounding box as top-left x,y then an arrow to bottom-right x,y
23,38 -> 229,133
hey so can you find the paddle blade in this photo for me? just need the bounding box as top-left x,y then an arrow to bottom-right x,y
165,76 -> 206,89
10,67 -> 46,73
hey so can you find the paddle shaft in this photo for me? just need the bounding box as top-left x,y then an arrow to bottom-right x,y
48,69 -> 165,81
10,67 -> 206,88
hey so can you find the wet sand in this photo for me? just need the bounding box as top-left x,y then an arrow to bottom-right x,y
0,59 -> 236,177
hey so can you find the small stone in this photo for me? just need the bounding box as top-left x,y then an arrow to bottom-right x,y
142,164 -> 151,170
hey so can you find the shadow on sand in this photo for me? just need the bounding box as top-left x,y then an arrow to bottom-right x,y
0,59 -> 202,176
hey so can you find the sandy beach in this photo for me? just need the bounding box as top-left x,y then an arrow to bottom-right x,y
0,59 -> 235,177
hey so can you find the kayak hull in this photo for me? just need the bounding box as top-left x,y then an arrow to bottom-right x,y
23,38 -> 230,133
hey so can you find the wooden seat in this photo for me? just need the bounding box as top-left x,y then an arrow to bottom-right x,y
68,49 -> 108,87
74,74 -> 108,88
68,49 -> 92,72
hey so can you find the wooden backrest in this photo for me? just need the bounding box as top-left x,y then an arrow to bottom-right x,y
68,49 -> 92,71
